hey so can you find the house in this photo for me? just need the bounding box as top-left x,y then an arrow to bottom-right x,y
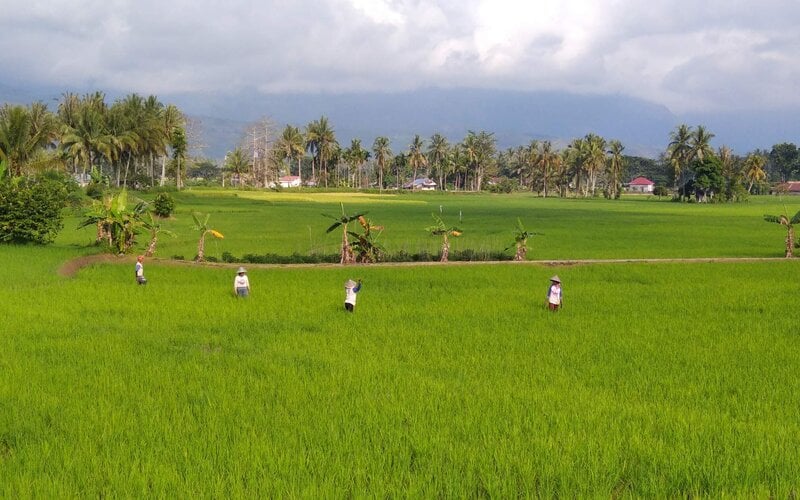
773,181 -> 800,195
627,176 -> 655,193
403,177 -> 437,191
278,175 -> 302,188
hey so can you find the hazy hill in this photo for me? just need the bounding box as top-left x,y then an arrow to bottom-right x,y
3,83 -> 798,160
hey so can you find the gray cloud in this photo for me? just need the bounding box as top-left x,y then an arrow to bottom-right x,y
1,0 -> 798,112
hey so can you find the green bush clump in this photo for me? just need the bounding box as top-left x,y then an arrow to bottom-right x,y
0,175 -> 68,244
153,193 -> 176,217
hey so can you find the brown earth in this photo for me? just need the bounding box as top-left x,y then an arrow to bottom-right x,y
57,253 -> 789,278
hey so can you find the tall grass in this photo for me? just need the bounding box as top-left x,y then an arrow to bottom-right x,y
1,244 -> 799,496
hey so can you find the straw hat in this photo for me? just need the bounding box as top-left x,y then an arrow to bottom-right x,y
237,267 -> 247,274
345,279 -> 357,288
550,275 -> 561,283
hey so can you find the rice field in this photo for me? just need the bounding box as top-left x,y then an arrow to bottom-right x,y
2,192 -> 799,496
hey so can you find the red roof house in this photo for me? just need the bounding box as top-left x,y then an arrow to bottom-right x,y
627,176 -> 655,193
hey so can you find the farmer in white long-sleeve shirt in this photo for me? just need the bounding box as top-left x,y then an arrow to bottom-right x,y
344,279 -> 362,312
234,267 -> 250,297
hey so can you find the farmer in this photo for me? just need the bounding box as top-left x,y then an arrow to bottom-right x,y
134,255 -> 147,285
234,267 -> 250,297
546,275 -> 562,311
344,278 -> 362,312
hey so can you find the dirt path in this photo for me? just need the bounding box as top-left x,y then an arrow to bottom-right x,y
57,253 -> 790,278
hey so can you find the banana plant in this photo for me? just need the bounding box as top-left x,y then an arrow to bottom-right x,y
348,215 -> 385,263
426,214 -> 462,262
504,218 -> 541,261
192,212 -> 224,262
142,211 -> 176,257
764,208 -> 800,258
78,189 -> 147,254
323,203 -> 365,264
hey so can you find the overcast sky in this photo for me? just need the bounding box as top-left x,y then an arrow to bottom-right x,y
2,0 -> 799,114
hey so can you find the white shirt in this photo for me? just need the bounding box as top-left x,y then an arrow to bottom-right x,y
135,262 -> 144,277
345,283 -> 361,305
234,274 -> 250,289
548,284 -> 562,305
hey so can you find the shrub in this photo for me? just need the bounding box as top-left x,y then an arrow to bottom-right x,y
0,176 -> 68,244
653,186 -> 670,197
153,193 -> 176,217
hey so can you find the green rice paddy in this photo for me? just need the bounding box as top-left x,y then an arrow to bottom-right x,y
1,192 -> 799,496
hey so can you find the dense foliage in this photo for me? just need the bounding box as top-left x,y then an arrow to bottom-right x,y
0,175 -> 68,244
152,192 -> 176,217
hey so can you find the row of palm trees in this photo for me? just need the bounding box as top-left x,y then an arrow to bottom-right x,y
666,124 -> 768,197
233,117 -> 627,197
0,93 -> 185,187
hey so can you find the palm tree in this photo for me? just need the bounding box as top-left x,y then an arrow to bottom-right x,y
461,131 -> 497,191
764,209 -> 800,258
743,154 -> 767,194
428,133 -> 449,189
426,214 -> 462,262
223,147 -> 249,186
582,133 -> 606,197
605,140 -> 626,199
306,116 -> 336,187
0,104 -> 42,177
691,125 -> 715,163
407,134 -> 427,186
158,104 -> 184,187
343,138 -> 368,188
324,204 -> 366,264
505,218 -> 539,261
668,124 -> 693,194
171,127 -> 188,190
534,141 -> 561,197
277,125 -> 305,183
191,212 -> 224,262
58,92 -> 119,181
372,136 -> 392,191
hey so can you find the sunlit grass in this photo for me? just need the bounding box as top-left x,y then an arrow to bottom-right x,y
3,192 -> 800,496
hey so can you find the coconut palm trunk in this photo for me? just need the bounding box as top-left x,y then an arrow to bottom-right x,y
145,234 -> 158,257
341,226 -> 354,264
515,241 -> 527,261
197,230 -> 207,262
786,227 -> 795,258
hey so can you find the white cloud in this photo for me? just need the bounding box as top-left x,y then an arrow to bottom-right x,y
1,0 -> 799,112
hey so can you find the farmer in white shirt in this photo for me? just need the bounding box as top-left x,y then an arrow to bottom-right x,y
135,255 -> 147,285
546,275 -> 562,311
344,279 -> 362,312
234,267 -> 250,297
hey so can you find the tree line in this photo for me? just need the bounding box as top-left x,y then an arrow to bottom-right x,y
0,92 -> 186,188
3,93 -> 800,201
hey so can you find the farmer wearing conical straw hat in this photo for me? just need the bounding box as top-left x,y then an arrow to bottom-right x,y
344,278 -> 362,312
546,275 -> 562,311
234,267 -> 250,297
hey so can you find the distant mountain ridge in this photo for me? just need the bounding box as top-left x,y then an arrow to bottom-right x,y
2,83 -> 797,160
